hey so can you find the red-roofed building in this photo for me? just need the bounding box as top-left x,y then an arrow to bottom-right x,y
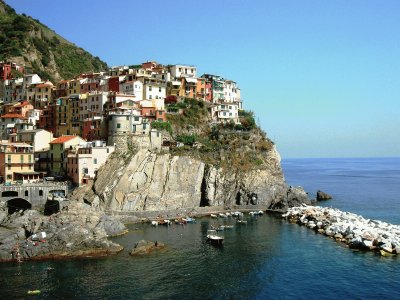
49,135 -> 85,176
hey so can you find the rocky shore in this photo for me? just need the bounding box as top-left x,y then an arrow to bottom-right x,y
283,205 -> 399,256
0,201 -> 127,263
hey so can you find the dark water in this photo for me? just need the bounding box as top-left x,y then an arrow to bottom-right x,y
1,157 -> 399,299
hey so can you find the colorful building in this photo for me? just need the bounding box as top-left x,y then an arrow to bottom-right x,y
49,135 -> 85,176
0,142 -> 39,183
66,141 -> 115,185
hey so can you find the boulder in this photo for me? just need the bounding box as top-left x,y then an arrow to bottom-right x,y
129,240 -> 165,256
316,190 -> 332,201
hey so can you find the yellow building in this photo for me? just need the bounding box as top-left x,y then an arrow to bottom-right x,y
56,94 -> 84,136
0,142 -> 39,183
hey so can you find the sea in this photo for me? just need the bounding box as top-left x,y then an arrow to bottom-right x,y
0,157 -> 399,299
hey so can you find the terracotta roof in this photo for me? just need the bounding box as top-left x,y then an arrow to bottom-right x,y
1,113 -> 27,119
13,101 -> 31,107
35,84 -> 52,88
49,135 -> 79,144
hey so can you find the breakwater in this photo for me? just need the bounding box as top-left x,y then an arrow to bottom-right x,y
282,205 -> 400,256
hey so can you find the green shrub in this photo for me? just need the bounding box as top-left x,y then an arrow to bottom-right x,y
151,121 -> 172,135
177,134 -> 197,145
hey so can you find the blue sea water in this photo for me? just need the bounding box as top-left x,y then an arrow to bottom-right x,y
0,157 -> 399,299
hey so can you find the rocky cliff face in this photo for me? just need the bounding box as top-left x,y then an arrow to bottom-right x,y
0,201 -> 126,262
79,145 -> 310,213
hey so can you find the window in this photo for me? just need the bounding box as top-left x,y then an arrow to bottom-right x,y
149,86 -> 152,91
7,165 -> 11,170
134,116 -> 140,121
20,155 -> 24,162
39,190 -> 43,196
25,190 -> 29,197
117,123 -> 121,129
126,116 -> 129,120
94,158 -> 97,164
159,87 -> 161,92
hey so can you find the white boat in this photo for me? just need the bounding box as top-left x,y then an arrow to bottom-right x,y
210,214 -> 218,218
237,220 -> 248,224
223,225 -> 234,229
258,210 -> 264,215
219,213 -> 228,218
207,229 -> 224,245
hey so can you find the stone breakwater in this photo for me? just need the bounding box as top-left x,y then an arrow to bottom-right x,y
282,205 -> 400,256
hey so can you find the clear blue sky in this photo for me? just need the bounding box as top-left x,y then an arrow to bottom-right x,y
6,0 -> 400,158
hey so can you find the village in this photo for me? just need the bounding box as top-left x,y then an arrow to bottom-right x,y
0,61 -> 243,187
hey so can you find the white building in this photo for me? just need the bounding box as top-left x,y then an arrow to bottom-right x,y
120,80 -> 143,100
143,79 -> 166,100
17,129 -> 54,152
67,141 -> 115,185
26,109 -> 42,126
211,103 -> 240,124
169,65 -> 197,79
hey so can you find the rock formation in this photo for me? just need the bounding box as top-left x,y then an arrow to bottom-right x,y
0,201 -> 126,262
77,145 -> 310,214
316,190 -> 333,201
129,240 -> 165,256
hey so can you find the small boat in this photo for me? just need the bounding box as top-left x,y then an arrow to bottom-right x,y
237,220 -> 247,224
207,230 -> 224,246
219,213 -> 228,218
27,290 -> 41,295
258,210 -> 264,215
183,217 -> 196,223
225,212 -> 231,217
223,225 -> 234,229
210,214 -> 218,218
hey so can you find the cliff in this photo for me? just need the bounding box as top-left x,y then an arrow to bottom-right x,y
75,140 -> 310,215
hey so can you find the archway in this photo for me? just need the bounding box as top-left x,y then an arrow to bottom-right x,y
7,198 -> 32,214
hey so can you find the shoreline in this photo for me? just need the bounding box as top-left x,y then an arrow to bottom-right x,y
109,205 -> 272,224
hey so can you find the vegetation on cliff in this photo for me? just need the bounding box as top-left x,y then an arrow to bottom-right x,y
162,98 -> 275,173
0,0 -> 108,81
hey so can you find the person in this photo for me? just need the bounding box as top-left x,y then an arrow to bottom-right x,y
155,241 -> 158,247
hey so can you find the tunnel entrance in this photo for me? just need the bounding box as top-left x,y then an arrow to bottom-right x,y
7,198 -> 32,214
44,200 -> 60,216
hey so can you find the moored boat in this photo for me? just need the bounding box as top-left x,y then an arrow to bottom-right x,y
207,229 -> 224,246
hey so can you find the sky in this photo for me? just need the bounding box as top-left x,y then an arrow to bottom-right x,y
5,0 -> 400,158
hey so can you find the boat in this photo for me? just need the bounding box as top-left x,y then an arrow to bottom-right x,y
219,213 -> 228,218
207,229 -> 224,246
237,220 -> 247,224
258,210 -> 264,215
27,290 -> 41,295
223,225 -> 234,229
183,217 -> 196,223
210,214 -> 218,218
